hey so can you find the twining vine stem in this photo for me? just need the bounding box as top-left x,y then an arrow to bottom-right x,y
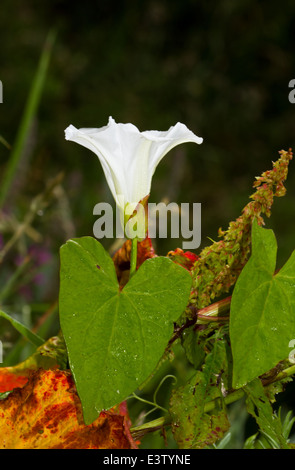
130,292 -> 295,440
130,363 -> 295,440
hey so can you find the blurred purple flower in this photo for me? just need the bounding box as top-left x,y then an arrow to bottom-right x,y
14,245 -> 52,301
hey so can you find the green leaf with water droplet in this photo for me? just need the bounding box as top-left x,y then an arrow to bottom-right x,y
230,218 -> 295,388
59,236 -> 192,424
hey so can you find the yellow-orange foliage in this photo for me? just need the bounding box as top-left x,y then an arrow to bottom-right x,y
0,368 -> 137,449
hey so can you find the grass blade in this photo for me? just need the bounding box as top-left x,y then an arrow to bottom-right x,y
0,309 -> 45,347
0,29 -> 56,208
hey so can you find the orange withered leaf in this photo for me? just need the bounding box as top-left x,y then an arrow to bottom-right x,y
112,236 -> 156,286
0,370 -> 28,393
167,248 -> 199,271
0,334 -> 67,393
0,368 -> 138,449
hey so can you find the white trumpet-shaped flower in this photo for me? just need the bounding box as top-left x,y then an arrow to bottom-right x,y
65,116 -> 203,237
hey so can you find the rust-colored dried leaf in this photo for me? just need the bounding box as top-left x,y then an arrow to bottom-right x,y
0,370 -> 28,392
0,368 -> 138,449
167,248 -> 199,271
112,236 -> 156,286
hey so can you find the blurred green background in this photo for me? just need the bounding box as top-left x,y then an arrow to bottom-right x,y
1,0 -> 295,255
1,0 -> 295,448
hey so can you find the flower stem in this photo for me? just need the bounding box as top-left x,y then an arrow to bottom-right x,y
130,237 -> 138,279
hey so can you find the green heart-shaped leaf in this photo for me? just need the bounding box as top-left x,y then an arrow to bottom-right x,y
230,219 -> 295,388
59,237 -> 192,424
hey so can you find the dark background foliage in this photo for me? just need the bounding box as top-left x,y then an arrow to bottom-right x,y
0,0 -> 295,448
1,0 -> 295,255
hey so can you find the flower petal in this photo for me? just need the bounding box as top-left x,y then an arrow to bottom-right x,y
142,122 -> 203,174
65,117 -> 203,231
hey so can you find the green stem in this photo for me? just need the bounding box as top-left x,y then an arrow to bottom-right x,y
130,363 -> 295,439
130,392 -> 167,414
269,364 -> 295,383
130,389 -> 245,438
131,416 -> 169,440
129,237 -> 138,279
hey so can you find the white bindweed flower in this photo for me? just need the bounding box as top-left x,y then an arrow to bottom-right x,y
65,116 -> 203,238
